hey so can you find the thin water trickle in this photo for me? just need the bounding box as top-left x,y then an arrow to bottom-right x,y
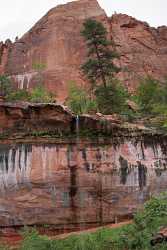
75,115 -> 85,232
76,115 -> 80,139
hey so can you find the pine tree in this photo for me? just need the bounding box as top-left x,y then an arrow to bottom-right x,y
81,18 -> 119,88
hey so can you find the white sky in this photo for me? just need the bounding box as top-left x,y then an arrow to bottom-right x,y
0,0 -> 166,42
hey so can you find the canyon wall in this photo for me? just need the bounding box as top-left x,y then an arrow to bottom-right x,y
110,14 -> 167,91
1,0 -> 167,101
0,103 -> 166,230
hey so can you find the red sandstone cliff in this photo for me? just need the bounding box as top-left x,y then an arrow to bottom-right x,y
110,14 -> 167,91
0,0 -> 167,101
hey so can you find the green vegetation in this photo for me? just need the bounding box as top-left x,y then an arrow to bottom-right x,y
1,193 -> 166,250
7,85 -> 54,103
29,85 -> 55,103
114,192 -> 167,250
78,18 -> 167,126
7,89 -> 30,101
0,74 -> 55,103
81,19 -> 119,88
0,75 -> 12,98
68,19 -> 128,115
95,80 -> 129,115
132,77 -> 167,129
67,79 -> 131,117
134,77 -> 162,115
67,82 -> 97,114
0,62 -> 55,103
32,62 -> 46,72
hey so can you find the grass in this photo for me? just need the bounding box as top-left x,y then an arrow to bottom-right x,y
18,225 -> 130,250
0,225 -> 129,250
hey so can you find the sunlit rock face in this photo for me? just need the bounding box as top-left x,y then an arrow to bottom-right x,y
1,0 -> 167,101
0,139 -> 166,229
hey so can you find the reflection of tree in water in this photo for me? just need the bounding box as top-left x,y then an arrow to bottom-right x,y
119,156 -> 129,185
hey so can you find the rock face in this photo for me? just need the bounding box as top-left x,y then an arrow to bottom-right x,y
0,0 -> 108,102
0,103 -> 167,230
110,14 -> 167,90
0,0 -> 167,101
0,40 -> 12,75
0,102 -> 73,136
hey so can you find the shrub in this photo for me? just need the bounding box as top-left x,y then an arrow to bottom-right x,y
20,228 -> 53,250
67,83 -> 97,114
29,85 -> 55,103
135,77 -> 161,115
115,192 -> 167,250
95,80 -> 129,115
7,89 -> 30,102
134,77 -> 167,128
0,75 -> 12,98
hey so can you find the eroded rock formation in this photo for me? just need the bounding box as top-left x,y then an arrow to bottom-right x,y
110,14 -> 167,90
0,102 -> 72,136
0,0 -> 167,101
0,103 -> 166,231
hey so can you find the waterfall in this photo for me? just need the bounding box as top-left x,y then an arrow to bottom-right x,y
76,115 -> 80,139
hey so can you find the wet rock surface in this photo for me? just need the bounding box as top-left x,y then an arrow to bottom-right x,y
0,102 -> 73,136
0,103 -> 166,231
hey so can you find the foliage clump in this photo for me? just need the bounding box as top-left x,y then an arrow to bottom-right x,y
29,85 -> 55,103
135,77 -> 161,115
133,77 -> 167,129
113,192 -> 167,250
67,82 -> 97,115
95,80 -> 129,115
0,75 -> 12,98
0,74 -> 55,103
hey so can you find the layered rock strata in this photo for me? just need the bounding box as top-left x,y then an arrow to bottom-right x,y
0,103 -> 166,231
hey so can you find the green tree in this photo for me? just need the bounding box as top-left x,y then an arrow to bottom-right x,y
95,80 -> 129,115
0,75 -> 12,98
29,85 -> 55,103
81,19 -> 119,88
7,89 -> 30,102
135,77 -> 160,114
115,193 -> 167,250
67,83 -> 97,115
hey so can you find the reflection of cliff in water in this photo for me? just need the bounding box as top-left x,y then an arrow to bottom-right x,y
0,138 -> 166,230
0,144 -> 32,192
